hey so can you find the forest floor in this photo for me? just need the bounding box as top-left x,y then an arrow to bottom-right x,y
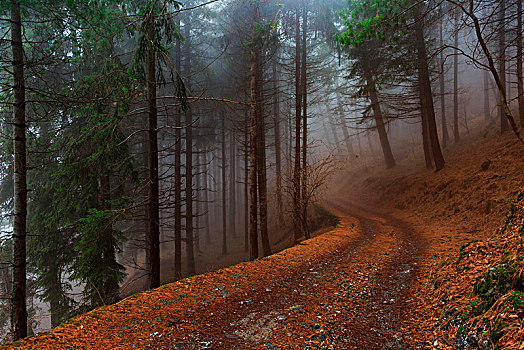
3,130 -> 523,349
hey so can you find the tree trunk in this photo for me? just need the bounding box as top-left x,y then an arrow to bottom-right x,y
453,10 -> 460,143
256,52 -> 271,257
174,16 -> 182,281
499,1 -> 509,133
272,56 -> 284,227
419,68 -> 434,169
465,2 -> 524,144
244,125 -> 249,252
249,5 -> 259,260
202,148 -> 210,246
363,69 -> 396,169
439,13 -> 450,147
184,19 -> 195,276
517,0 -> 524,128
146,12 -> 160,289
221,114 -> 227,256
484,69 -> 491,121
293,6 -> 302,242
194,151 -> 201,254
415,10 -> 445,171
100,175 -> 118,304
229,129 -> 236,239
11,0 -> 28,339
301,2 -> 310,239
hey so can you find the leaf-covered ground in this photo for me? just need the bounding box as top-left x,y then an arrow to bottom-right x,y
3,196 -> 429,349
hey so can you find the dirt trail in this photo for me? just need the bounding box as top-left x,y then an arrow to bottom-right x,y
5,196 -> 427,350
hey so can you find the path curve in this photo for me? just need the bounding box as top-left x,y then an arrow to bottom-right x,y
5,199 -> 426,350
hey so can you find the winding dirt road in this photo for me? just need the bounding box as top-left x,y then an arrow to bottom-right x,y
5,198 -> 427,350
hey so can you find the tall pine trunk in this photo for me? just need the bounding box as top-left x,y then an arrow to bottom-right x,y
517,0 -> 524,128
173,16 -> 182,281
11,0 -> 28,339
221,115 -> 227,256
244,125 -> 249,252
484,69 -> 491,121
293,6 -> 302,242
415,9 -> 445,171
272,56 -> 284,227
146,13 -> 160,289
248,5 -> 259,260
499,2 -> 509,133
301,3 -> 310,239
184,19 -> 195,276
229,129 -> 236,239
202,148 -> 210,245
439,13 -> 450,147
256,53 -> 271,257
453,11 -> 460,143
363,68 -> 396,169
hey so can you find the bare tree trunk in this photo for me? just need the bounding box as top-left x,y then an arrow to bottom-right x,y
202,148 -> 210,246
184,19 -> 195,276
363,69 -> 396,169
439,13 -> 450,147
415,9 -> 445,171
256,54 -> 271,257
11,0 -> 27,339
244,125 -> 249,252
293,6 -> 302,242
194,151 -> 201,254
461,1 -> 524,144
484,69 -> 491,121
221,115 -> 227,256
419,69 -> 434,169
517,0 -> 524,128
453,10 -> 460,143
229,129 -> 236,239
146,13 -> 160,289
499,1 -> 509,133
301,2 -> 310,239
272,56 -> 284,227
174,16 -> 182,281
249,5 -> 259,260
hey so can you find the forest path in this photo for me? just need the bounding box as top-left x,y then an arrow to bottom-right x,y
5,198 -> 426,350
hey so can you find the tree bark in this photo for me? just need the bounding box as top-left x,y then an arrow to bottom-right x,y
202,148 -> 210,246
11,0 -> 28,339
173,16 -> 182,281
439,13 -> 450,147
146,12 -> 160,289
301,2 -> 310,239
499,1 -> 509,133
363,69 -> 396,169
484,69 -> 491,121
272,56 -> 284,227
256,52 -> 271,257
517,0 -> 524,128
221,114 -> 227,256
415,10 -> 445,171
244,124 -> 249,252
453,10 -> 460,143
293,6 -> 302,242
229,129 -> 236,239
184,19 -> 195,276
249,6 -> 259,260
